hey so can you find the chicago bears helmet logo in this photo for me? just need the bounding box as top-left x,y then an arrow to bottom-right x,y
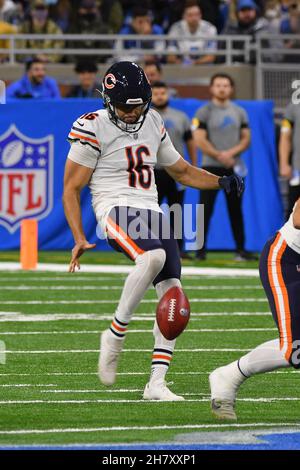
104,73 -> 116,89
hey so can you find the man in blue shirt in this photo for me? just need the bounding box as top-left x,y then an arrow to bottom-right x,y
115,6 -> 164,63
6,58 -> 61,99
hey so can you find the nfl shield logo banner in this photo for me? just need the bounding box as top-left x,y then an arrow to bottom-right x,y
0,125 -> 54,233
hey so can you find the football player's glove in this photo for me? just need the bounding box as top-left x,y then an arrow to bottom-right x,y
219,174 -> 245,197
101,61 -> 152,133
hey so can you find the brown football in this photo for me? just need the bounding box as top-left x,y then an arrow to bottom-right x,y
156,286 -> 190,340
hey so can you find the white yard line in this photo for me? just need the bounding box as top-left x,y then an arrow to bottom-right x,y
0,398 -> 298,405
0,384 -> 57,388
0,312 -> 271,322
0,328 -> 276,335
0,300 -> 268,306
0,276 -> 260,282
0,262 -> 260,277
0,422 -> 298,435
4,348 -> 251,354
0,370 -> 296,377
0,285 -> 263,291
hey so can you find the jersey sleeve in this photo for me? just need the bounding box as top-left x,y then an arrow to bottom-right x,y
192,106 -> 208,131
150,109 -> 181,167
281,103 -> 295,132
67,115 -> 101,156
67,142 -> 99,169
157,131 -> 181,167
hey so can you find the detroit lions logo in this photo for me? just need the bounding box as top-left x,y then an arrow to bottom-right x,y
219,116 -> 236,129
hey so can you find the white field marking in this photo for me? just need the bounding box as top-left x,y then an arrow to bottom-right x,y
0,328 -> 277,335
5,348 -> 251,354
0,312 -> 21,315
39,389 -> 146,394
0,384 -> 57,388
40,390 -> 209,395
0,398 -> 299,406
0,277 -> 127,282
0,262 -> 260,277
0,312 -> 270,322
0,298 -> 268,305
0,370 -> 296,378
0,276 -> 260,284
0,422 -> 299,436
0,285 -> 264,291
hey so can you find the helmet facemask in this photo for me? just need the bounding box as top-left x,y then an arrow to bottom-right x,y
102,87 -> 151,133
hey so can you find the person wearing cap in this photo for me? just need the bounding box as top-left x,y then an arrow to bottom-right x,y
221,0 -> 269,63
67,60 -> 100,98
67,0 -> 111,63
17,0 -> 64,63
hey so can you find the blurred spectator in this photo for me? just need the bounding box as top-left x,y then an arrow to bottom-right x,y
280,2 -> 300,62
144,60 -> 162,85
50,0 -> 72,33
265,0 -> 290,22
17,0 -> 64,63
67,0 -> 112,63
144,60 -> 178,96
167,0 -> 217,65
228,0 -> 264,23
193,73 -> 253,261
67,60 -> 100,97
8,1 -> 26,26
280,0 -> 300,31
6,57 -> 61,99
149,0 -> 181,32
0,19 -> 16,62
115,6 -> 164,62
100,0 -> 123,33
198,0 -> 221,28
0,0 -> 17,23
221,0 -> 269,63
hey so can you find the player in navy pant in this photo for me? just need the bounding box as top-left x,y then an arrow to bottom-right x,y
209,198 -> 300,420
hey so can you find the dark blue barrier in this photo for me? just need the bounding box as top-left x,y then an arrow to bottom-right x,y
0,99 -> 283,252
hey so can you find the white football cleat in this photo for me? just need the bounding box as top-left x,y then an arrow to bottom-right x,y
209,365 -> 241,421
98,329 -> 124,386
143,380 -> 185,401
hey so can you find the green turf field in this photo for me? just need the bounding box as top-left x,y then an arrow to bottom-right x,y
0,262 -> 299,447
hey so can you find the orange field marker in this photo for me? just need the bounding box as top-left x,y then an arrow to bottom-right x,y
20,219 -> 38,270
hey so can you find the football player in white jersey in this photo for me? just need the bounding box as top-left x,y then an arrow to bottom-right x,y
63,61 -> 244,401
209,198 -> 300,420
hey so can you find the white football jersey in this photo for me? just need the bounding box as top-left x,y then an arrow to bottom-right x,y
280,203 -> 300,254
67,108 -> 181,231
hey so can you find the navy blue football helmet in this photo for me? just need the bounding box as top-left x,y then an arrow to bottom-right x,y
102,61 -> 152,133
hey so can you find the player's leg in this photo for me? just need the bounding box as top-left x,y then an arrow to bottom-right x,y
99,207 -> 166,386
209,234 -> 294,420
196,166 -> 219,259
143,213 -> 184,401
154,169 -> 168,206
224,182 -> 245,255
